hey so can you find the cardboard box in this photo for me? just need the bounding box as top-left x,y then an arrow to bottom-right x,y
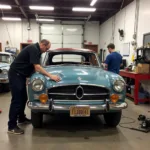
135,63 -> 150,74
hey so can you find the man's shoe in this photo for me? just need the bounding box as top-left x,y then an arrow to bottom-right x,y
8,126 -> 24,135
18,117 -> 31,125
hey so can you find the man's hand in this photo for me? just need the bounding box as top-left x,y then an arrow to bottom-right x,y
34,64 -> 61,82
49,75 -> 61,82
101,63 -> 108,70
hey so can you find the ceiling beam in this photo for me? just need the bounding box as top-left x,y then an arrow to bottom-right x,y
2,10 -> 107,17
10,5 -> 120,11
14,0 -> 28,19
19,0 -> 122,6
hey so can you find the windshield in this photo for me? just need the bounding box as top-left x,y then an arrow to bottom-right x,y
0,54 -> 10,63
44,51 -> 100,67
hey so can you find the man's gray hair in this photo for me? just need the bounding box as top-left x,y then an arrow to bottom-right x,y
40,39 -> 50,46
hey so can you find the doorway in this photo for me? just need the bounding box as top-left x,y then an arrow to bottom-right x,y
84,44 -> 98,53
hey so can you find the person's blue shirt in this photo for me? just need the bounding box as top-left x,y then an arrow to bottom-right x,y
104,52 -> 122,74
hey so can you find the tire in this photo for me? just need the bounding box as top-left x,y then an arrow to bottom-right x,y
31,111 -> 43,128
103,111 -> 122,127
3,83 -> 10,92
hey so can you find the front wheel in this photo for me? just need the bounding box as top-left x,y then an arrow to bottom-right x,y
31,111 -> 43,128
103,111 -> 122,127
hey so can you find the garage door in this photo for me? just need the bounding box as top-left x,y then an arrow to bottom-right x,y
63,25 -> 83,48
41,24 -> 63,49
40,24 -> 83,63
40,24 -> 83,49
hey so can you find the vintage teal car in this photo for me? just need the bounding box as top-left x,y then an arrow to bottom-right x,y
0,52 -> 16,92
27,48 -> 127,128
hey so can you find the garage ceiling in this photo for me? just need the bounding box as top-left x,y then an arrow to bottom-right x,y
0,0 -> 134,23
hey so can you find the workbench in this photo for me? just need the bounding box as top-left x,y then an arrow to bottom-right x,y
120,70 -> 150,105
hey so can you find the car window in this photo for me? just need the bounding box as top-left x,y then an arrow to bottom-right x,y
10,55 -> 15,63
44,52 -> 99,67
53,54 -> 82,63
0,54 -> 10,63
89,54 -> 99,66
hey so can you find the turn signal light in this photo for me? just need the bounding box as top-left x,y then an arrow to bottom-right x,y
39,94 -> 48,104
110,94 -> 119,103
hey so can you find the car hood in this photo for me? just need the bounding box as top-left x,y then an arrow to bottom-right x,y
43,65 -> 121,88
0,62 -> 10,69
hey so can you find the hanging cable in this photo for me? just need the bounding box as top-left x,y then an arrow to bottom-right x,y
1,8 -> 13,47
120,0 -> 125,10
124,7 -> 126,34
112,15 -> 115,43
119,115 -> 136,129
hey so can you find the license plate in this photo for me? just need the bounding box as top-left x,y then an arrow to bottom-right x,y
70,106 -> 90,117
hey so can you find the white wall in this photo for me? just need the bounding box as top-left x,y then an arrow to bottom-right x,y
137,0 -> 150,47
99,17 -> 113,50
100,0 -> 150,65
100,1 -> 136,65
0,19 -> 39,51
84,22 -> 100,46
22,20 -> 39,44
0,20 -> 100,52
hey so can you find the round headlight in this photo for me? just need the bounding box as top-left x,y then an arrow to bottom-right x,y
113,80 -> 125,92
31,79 -> 44,92
2,69 -> 8,75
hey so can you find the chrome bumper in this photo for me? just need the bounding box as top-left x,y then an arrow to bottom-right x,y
27,101 -> 128,112
0,78 -> 9,83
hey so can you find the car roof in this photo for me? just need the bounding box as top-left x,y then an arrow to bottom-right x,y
48,48 -> 95,53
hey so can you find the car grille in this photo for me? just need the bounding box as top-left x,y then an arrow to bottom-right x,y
48,85 -> 109,100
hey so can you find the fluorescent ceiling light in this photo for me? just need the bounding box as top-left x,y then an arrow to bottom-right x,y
0,4 -> 11,9
90,0 -> 97,6
2,17 -> 21,21
36,19 -> 54,22
72,7 -> 96,12
29,6 -> 54,10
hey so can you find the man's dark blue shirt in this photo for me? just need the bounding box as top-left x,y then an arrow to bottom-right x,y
105,52 -> 122,74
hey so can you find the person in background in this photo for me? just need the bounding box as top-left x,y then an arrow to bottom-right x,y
102,43 -> 122,74
8,39 -> 60,135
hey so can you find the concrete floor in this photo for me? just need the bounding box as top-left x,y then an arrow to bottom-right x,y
0,92 -> 150,150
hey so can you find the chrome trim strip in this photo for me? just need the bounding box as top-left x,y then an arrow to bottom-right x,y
84,93 -> 109,96
51,100 -> 105,102
49,93 -> 109,96
48,84 -> 110,91
0,77 -> 8,80
49,93 -> 76,96
28,102 -> 49,110
27,101 -> 128,111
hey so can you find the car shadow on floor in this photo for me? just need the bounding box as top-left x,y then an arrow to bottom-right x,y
31,114 -> 120,138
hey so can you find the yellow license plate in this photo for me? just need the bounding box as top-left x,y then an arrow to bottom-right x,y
70,106 -> 90,117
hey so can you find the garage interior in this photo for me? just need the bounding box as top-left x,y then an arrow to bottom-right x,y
0,0 -> 150,150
